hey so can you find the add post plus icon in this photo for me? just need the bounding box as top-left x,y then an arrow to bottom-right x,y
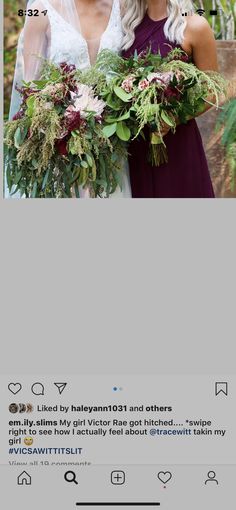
111,471 -> 126,485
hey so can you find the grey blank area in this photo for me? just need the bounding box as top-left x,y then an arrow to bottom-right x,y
0,200 -> 235,375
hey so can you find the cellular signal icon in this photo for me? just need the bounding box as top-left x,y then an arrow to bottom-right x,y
181,10 -> 196,16
196,8 -> 205,16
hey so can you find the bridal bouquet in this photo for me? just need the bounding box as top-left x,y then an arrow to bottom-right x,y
97,48 -> 227,165
4,62 -> 124,198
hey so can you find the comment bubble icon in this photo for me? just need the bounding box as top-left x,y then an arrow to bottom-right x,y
31,383 -> 45,396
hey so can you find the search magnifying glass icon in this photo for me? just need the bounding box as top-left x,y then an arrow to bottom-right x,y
64,471 -> 78,485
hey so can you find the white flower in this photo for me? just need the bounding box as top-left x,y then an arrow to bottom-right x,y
69,84 -> 105,118
147,72 -> 173,85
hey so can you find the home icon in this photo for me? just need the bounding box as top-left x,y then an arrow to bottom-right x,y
17,471 -> 32,485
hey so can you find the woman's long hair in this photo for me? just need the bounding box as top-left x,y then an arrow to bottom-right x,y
121,0 -> 194,50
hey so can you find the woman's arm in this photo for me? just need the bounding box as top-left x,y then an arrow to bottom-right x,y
184,15 -> 235,108
184,14 -> 218,72
23,2 -> 49,81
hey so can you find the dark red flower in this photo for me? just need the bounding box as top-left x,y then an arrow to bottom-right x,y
65,109 -> 83,132
179,54 -> 189,63
164,86 -> 181,100
60,62 -> 76,74
12,109 -> 25,120
170,53 -> 189,63
15,84 -> 37,105
56,138 -> 68,156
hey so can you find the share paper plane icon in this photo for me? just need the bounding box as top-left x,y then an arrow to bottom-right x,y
54,383 -> 67,394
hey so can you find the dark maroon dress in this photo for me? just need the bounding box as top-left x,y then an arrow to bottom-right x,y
123,14 -> 215,198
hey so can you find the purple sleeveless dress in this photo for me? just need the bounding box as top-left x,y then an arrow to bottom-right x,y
122,14 -> 215,198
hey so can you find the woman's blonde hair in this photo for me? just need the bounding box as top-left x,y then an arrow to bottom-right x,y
121,0 -> 194,50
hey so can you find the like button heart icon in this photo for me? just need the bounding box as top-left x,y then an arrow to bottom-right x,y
8,383 -> 22,395
157,471 -> 172,484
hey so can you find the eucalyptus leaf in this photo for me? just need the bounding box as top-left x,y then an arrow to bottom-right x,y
106,111 -> 131,123
73,182 -> 80,198
106,96 -> 122,110
26,95 -> 36,117
114,86 -> 133,102
116,121 -> 131,142
32,79 -> 48,89
31,181 -> 38,198
86,154 -> 93,167
6,164 -> 13,191
14,171 -> 22,185
42,169 -> 50,190
102,123 -> 117,138
14,127 -> 22,149
90,164 -> 97,181
14,126 -> 28,149
160,110 -> 175,127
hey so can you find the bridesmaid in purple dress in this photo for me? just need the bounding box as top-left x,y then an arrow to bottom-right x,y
122,0 -> 218,198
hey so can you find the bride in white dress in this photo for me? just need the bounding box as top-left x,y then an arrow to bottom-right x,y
7,0 -> 131,198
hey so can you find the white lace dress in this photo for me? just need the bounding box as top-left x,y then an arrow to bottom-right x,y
41,0 -> 131,198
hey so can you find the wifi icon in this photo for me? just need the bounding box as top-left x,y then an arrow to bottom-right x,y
196,8 -> 205,16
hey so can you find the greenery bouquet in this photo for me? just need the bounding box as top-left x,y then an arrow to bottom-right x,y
97,48 -> 227,166
4,61 -> 124,198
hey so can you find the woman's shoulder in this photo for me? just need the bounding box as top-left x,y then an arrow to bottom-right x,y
183,13 -> 216,50
23,0 -> 50,34
185,14 -> 213,39
183,14 -> 217,69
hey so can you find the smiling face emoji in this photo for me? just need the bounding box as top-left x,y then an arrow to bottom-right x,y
24,437 -> 33,446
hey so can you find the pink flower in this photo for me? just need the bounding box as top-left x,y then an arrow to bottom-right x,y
138,79 -> 150,91
121,76 -> 135,93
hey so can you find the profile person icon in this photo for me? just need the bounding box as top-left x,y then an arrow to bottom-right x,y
205,471 -> 219,485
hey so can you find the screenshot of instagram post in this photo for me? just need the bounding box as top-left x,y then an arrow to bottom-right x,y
3,0 -> 236,199
0,375 -> 235,509
1,0 -> 236,509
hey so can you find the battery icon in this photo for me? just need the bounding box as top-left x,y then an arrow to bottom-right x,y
209,9 -> 218,15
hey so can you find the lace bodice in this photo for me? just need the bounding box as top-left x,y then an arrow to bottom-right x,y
41,0 -> 123,70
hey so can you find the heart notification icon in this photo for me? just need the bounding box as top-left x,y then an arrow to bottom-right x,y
8,383 -> 22,395
157,471 -> 172,485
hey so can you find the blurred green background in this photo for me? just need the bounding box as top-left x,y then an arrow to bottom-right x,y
4,0 -> 24,119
